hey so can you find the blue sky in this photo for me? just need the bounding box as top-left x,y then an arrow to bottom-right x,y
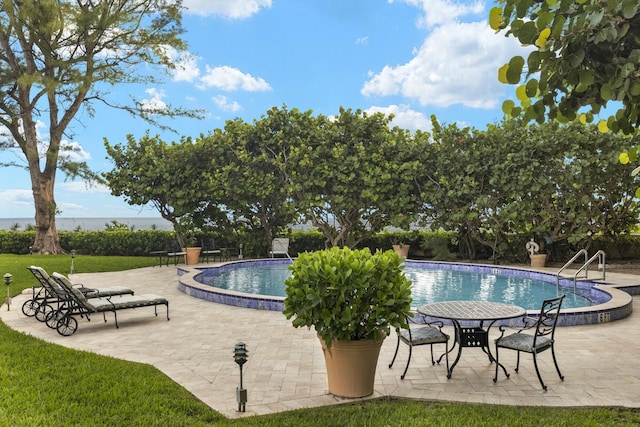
1,0 -> 529,219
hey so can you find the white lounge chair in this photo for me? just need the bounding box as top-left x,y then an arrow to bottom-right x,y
269,238 -> 291,259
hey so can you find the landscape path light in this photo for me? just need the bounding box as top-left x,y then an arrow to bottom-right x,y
4,273 -> 12,311
233,341 -> 249,412
70,250 -> 77,275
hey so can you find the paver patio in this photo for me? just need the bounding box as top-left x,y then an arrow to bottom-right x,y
2,265 -> 639,419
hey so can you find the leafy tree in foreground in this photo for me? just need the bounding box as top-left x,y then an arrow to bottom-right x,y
0,0 -> 195,253
491,0 -> 640,134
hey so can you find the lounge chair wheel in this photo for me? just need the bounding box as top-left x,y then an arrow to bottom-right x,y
45,310 -> 66,329
57,315 -> 78,336
35,303 -> 54,322
21,299 -> 38,317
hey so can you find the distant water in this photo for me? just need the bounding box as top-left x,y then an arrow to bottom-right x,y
0,217 -> 173,231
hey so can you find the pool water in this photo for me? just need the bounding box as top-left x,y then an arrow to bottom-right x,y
204,264 -> 592,310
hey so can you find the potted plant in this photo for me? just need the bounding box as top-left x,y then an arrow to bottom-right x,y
391,240 -> 410,258
283,246 -> 413,398
176,223 -> 201,265
526,239 -> 546,268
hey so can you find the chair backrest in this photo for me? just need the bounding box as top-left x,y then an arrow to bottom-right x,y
202,238 -> 217,250
534,295 -> 564,344
272,238 -> 289,254
28,266 -> 67,299
51,272 -> 96,312
166,238 -> 182,252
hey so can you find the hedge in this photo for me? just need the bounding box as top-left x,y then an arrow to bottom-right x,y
1,230 -> 640,261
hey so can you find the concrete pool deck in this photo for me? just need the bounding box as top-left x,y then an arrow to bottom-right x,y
2,264 -> 640,419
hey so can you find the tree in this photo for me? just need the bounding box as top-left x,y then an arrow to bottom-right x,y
104,133 -> 223,248
213,106 -> 308,253
0,0 -> 194,253
426,116 -> 638,262
491,0 -> 640,134
289,108 -> 424,248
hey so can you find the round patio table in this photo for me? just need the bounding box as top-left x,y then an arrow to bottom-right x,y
418,301 -> 526,379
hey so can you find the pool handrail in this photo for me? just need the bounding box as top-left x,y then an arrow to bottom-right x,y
557,250 -> 606,292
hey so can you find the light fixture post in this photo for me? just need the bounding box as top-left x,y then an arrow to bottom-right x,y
233,341 -> 249,412
4,273 -> 12,311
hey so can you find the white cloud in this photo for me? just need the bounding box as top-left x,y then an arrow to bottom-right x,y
0,189 -> 33,209
365,105 -> 432,132
60,140 -> 91,162
390,0 -> 485,28
212,95 -> 242,112
171,51 -> 201,82
356,36 -> 369,45
199,65 -> 272,92
183,0 -> 272,19
140,88 -> 168,112
59,181 -> 111,194
362,18 -> 525,109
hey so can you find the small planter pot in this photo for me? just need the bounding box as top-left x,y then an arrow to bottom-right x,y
319,334 -> 385,398
392,245 -> 410,258
184,247 -> 202,265
530,253 -> 547,268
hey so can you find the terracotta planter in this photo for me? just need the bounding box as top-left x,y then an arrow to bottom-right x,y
392,245 -> 410,258
319,334 -> 385,398
530,253 -> 547,268
184,247 -> 201,265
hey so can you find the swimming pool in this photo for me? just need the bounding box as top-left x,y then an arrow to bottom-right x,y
199,262 -> 591,310
177,259 -> 633,326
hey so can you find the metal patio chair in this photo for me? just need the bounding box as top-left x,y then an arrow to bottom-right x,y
166,239 -> 187,265
389,313 -> 450,380
200,238 -> 222,263
493,295 -> 565,390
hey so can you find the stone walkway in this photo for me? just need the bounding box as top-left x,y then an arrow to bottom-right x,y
2,265 -> 639,419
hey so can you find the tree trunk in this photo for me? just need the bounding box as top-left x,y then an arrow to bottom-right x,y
30,171 -> 65,254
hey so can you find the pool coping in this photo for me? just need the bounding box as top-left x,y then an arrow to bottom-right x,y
177,259 -> 636,326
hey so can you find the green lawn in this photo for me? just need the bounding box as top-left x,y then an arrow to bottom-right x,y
1,254 -> 639,426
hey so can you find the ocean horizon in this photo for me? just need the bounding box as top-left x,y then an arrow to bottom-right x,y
0,217 -> 174,231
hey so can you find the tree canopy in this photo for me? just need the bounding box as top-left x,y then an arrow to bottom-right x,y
103,133 -> 223,248
423,117 -> 638,261
491,0 -> 640,134
104,104 -> 638,261
0,0 -> 195,253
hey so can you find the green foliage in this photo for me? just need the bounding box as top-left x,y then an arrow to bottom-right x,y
422,117 -> 639,261
0,230 -> 172,256
0,231 -> 35,254
290,230 -> 325,254
283,247 -> 413,347
421,232 -> 458,261
494,0 -> 640,134
212,106 -> 307,245
289,107 -> 424,247
103,134 -> 227,247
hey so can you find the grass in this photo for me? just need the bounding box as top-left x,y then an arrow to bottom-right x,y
1,254 -> 640,426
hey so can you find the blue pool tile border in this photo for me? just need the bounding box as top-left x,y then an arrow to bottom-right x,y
177,259 -> 635,326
